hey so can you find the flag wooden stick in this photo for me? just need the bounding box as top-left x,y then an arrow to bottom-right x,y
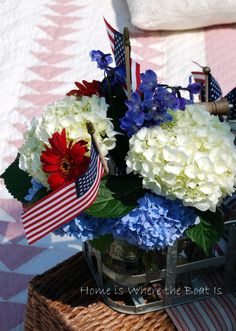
86,121 -> 109,175
198,98 -> 229,115
123,27 -> 132,98
203,66 -> 211,102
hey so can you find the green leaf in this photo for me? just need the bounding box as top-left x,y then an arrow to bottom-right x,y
106,84 -> 129,169
0,155 -> 32,203
85,175 -> 146,218
107,84 -> 127,131
30,186 -> 49,204
90,234 -> 113,252
186,209 -> 224,255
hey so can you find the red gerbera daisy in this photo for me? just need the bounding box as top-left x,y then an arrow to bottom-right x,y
40,128 -> 90,191
66,80 -> 102,97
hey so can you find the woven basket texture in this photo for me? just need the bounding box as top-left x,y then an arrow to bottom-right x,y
24,252 -> 176,331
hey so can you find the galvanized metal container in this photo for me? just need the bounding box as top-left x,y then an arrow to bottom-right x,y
83,207 -> 236,314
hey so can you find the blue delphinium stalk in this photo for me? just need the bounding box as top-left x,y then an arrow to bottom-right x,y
89,50 -> 126,89
89,50 -> 113,70
120,69 -> 202,137
187,75 -> 201,102
120,70 -> 178,137
139,69 -> 158,94
120,92 -> 145,136
112,64 -> 126,85
143,86 -> 176,124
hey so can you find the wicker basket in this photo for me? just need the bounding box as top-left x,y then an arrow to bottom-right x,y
25,252 -> 176,331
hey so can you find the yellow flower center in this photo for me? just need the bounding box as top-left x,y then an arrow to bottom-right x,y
60,157 -> 71,175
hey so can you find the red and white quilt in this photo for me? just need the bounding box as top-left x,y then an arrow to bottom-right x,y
0,0 -> 236,330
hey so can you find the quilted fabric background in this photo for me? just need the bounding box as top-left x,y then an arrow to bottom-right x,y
1,0 -> 236,330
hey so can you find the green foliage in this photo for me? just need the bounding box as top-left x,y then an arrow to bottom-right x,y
0,154 -> 48,204
30,186 -> 49,204
90,234 -> 113,252
0,155 -> 32,203
85,175 -> 146,218
186,209 -> 224,255
106,84 -> 129,169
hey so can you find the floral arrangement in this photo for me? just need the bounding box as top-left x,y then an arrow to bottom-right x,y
2,49 -> 236,255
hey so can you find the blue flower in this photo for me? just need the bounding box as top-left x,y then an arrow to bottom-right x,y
119,69 -> 203,136
140,70 -> 158,94
111,194 -> 197,250
89,50 -> 113,70
120,92 -> 145,136
119,70 -> 180,136
112,64 -> 126,85
54,213 -> 112,242
24,178 -> 44,202
151,87 -> 177,112
187,76 -> 201,102
174,96 -> 191,110
99,64 -> 126,95
120,84 -> 177,136
187,82 -> 201,95
54,194 -> 197,251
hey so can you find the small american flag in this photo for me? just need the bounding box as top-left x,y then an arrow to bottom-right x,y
104,18 -> 141,92
226,87 -> 236,119
192,70 -> 236,119
192,71 -> 222,101
22,141 -> 104,244
191,71 -> 206,84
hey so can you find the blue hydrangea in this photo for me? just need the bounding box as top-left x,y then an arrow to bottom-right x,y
111,194 -> 197,250
24,178 -> 44,201
54,213 -> 113,242
54,194 -> 197,251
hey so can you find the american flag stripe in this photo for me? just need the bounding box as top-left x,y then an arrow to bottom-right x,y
104,18 -> 115,41
104,17 -> 141,92
24,162 -> 101,231
191,71 -> 206,83
192,70 -> 222,102
104,20 -> 115,52
131,59 -> 141,91
23,185 -> 76,223
24,191 -> 78,228
26,163 -> 103,244
23,144 -> 99,223
26,161 -> 103,244
22,142 -> 104,244
23,182 -> 75,218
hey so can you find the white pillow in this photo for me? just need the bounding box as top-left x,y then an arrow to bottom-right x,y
126,0 -> 236,30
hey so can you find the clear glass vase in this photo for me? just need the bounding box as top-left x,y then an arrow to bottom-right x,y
102,238 -> 167,275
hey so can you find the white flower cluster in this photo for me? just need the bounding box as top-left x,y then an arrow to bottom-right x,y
126,105 -> 236,211
19,95 -> 116,188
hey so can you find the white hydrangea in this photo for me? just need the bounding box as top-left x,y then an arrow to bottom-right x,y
126,105 -> 236,212
19,95 -> 116,188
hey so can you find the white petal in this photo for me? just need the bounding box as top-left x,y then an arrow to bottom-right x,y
164,164 -> 182,175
